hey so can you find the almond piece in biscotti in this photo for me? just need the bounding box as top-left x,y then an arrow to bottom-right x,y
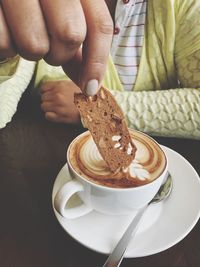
74,87 -> 137,172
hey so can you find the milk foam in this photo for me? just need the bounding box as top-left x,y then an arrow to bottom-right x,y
80,138 -> 110,175
80,137 -> 150,181
69,130 -> 166,188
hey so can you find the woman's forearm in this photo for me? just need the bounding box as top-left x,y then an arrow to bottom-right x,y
0,58 -> 35,129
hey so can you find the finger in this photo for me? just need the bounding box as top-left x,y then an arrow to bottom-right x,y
41,87 -> 64,98
41,91 -> 55,102
79,0 -> 113,95
41,101 -> 66,115
41,91 -> 66,106
63,0 -> 113,94
40,0 -> 86,66
44,112 -> 65,123
45,112 -> 79,124
0,5 -> 16,58
45,112 -> 60,122
40,82 -> 55,93
2,0 -> 49,60
41,101 -> 55,112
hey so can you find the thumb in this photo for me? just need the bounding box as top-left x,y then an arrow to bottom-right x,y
79,0 -> 113,96
63,0 -> 113,96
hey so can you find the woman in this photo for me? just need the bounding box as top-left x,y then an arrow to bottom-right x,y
0,0 -> 200,139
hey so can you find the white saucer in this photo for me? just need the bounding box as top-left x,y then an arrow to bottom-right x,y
52,146 -> 200,257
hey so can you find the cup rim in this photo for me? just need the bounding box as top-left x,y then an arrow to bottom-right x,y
67,130 -> 168,191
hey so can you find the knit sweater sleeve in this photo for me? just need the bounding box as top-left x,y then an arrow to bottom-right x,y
0,56 -> 20,82
110,88 -> 200,140
0,58 -> 36,129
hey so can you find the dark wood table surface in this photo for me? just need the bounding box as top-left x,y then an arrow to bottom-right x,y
0,91 -> 199,267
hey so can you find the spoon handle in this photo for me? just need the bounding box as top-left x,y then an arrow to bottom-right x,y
102,205 -> 147,267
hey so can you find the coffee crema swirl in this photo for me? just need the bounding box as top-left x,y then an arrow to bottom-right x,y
69,131 -> 166,188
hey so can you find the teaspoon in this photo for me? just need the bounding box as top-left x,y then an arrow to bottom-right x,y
102,173 -> 173,267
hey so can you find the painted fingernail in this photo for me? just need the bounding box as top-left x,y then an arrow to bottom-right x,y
85,79 -> 99,96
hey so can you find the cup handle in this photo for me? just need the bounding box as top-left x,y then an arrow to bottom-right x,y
54,180 -> 92,219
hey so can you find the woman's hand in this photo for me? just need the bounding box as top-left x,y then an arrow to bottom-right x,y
40,80 -> 81,124
0,0 -> 113,95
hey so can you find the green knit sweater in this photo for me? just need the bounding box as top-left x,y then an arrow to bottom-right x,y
102,0 -> 200,139
0,0 -> 200,139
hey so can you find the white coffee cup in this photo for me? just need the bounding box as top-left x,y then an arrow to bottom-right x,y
54,130 -> 168,219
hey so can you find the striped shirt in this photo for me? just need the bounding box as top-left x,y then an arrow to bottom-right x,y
111,0 -> 147,91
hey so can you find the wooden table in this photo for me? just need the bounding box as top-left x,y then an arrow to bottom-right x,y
0,92 -> 199,267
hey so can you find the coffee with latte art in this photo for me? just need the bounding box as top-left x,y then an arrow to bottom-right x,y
68,130 -> 167,188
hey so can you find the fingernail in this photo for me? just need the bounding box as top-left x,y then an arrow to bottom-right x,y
85,79 -> 99,96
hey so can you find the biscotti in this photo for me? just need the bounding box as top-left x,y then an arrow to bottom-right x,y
74,87 -> 136,172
